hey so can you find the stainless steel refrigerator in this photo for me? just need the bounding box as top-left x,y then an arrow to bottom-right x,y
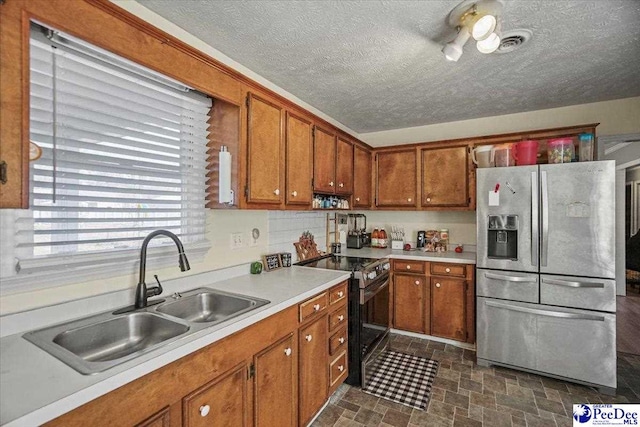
476,161 -> 616,394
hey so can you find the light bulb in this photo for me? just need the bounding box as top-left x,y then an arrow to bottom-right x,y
472,14 -> 497,41
476,32 -> 501,54
442,27 -> 470,62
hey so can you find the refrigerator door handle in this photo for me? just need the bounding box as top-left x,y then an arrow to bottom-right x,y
485,300 -> 605,321
541,170 -> 549,267
542,278 -> 605,289
484,272 -> 537,283
531,171 -> 538,267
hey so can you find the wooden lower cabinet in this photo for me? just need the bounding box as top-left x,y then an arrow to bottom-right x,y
393,273 -> 427,334
183,363 -> 248,427
431,276 -> 467,342
254,334 -> 296,427
298,315 -> 328,426
136,407 -> 171,427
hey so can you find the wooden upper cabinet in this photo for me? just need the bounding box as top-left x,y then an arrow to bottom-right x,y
335,137 -> 353,195
183,363 -> 248,427
254,334 -> 296,427
313,126 -> 336,194
353,145 -> 372,208
246,93 -> 283,205
421,145 -> 470,208
285,112 -> 313,206
376,149 -> 417,207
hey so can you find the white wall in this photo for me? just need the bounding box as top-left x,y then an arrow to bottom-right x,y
268,211 -> 328,258
361,97 -> 640,147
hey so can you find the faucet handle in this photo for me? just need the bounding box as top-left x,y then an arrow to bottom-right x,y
149,274 -> 163,297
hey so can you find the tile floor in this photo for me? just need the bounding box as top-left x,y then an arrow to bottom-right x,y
312,334 -> 640,427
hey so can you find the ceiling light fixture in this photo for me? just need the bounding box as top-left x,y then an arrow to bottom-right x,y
442,0 -> 505,61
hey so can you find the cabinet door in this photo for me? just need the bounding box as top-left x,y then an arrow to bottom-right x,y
376,149 -> 417,207
254,334 -> 296,427
393,273 -> 426,333
313,126 -> 336,194
421,146 -> 469,207
285,112 -> 313,206
299,316 -> 328,426
183,363 -> 247,427
353,145 -> 372,208
247,93 -> 283,204
135,407 -> 170,427
431,277 -> 466,341
335,137 -> 353,195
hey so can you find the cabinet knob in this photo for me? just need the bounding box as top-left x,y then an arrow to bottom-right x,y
355,197 -> 360,202
291,190 -> 297,197
436,282 -> 441,288
338,365 -> 345,372
415,280 -> 420,285
199,405 -> 210,417
406,265 -> 411,270
338,315 -> 344,322
339,182 -> 344,188
305,334 -> 313,342
445,267 -> 451,273
426,197 -> 431,202
329,181 -> 334,187
408,198 -> 412,202
274,188 -> 280,195
284,347 -> 292,356
313,304 -> 321,311
339,337 -> 345,344
338,291 -> 344,298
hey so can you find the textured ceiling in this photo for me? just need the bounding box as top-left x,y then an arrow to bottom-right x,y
137,0 -> 640,133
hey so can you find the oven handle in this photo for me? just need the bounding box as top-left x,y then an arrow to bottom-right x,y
360,275 -> 390,304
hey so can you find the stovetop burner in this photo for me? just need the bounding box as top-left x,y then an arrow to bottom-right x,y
296,254 -> 378,272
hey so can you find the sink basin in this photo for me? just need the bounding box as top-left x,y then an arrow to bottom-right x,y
23,287 -> 270,375
156,289 -> 270,324
24,312 -> 190,375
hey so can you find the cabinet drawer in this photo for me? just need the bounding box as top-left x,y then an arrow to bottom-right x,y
393,260 -> 425,273
299,292 -> 328,323
329,351 -> 348,387
328,305 -> 347,332
329,327 -> 347,356
329,282 -> 348,305
540,275 -> 615,312
431,263 -> 466,277
477,269 -> 539,303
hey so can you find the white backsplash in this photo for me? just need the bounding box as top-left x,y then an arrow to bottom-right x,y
268,211 -> 328,260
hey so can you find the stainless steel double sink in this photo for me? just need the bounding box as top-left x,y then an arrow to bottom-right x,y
23,288 -> 270,375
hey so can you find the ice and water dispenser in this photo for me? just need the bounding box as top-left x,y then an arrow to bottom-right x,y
487,215 -> 518,260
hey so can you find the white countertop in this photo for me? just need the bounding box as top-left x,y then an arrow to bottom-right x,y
0,267 -> 350,427
340,247 -> 477,264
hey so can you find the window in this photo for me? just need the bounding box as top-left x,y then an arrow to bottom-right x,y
0,24 -> 211,290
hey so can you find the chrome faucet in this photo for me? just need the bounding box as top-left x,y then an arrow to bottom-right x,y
135,230 -> 191,309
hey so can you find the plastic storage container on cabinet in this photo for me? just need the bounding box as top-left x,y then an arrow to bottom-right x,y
493,144 -> 516,167
547,138 -> 574,163
471,145 -> 495,168
514,140 -> 539,166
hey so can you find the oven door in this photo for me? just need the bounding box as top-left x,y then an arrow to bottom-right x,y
360,274 -> 390,386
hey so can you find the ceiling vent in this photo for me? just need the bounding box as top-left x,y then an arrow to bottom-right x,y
496,29 -> 532,54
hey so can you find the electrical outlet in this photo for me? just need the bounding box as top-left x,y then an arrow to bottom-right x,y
230,232 -> 244,249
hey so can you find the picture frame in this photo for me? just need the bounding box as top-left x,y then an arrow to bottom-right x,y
262,253 -> 282,271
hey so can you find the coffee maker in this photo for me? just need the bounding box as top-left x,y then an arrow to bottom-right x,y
346,214 -> 371,249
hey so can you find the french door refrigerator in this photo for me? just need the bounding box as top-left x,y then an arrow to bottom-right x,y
476,161 -> 616,394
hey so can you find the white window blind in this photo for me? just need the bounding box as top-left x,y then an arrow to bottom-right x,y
2,25 -> 211,286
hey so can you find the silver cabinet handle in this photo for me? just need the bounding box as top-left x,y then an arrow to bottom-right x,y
284,347 -> 292,356
542,278 -> 605,288
484,272 -> 537,283
485,300 -> 605,321
541,171 -> 549,267
531,171 -> 539,267
305,334 -> 313,342
199,405 -> 210,417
